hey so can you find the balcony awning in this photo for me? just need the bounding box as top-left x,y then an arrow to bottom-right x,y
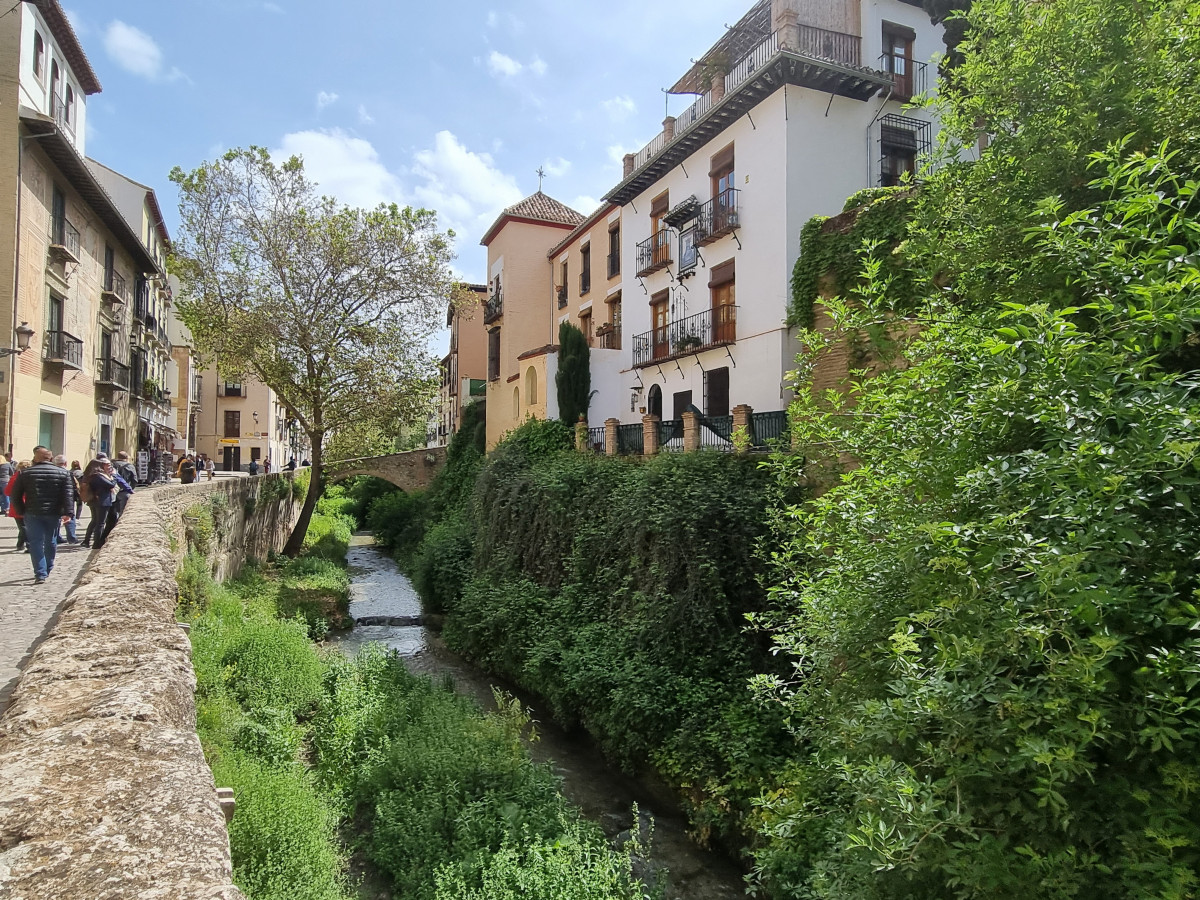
19,108 -> 161,275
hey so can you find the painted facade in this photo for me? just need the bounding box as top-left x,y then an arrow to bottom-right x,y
432,284 -> 488,447
192,371 -> 307,472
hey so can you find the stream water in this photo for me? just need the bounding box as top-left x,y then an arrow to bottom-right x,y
332,533 -> 749,900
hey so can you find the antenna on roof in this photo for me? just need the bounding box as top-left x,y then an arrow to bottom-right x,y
536,166 -> 546,191
661,87 -> 670,118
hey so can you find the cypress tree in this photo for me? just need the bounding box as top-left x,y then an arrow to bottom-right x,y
556,322 -> 590,426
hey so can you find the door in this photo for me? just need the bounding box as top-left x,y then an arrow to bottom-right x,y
712,279 -> 736,343
651,293 -> 669,360
647,385 -> 663,419
222,446 -> 241,472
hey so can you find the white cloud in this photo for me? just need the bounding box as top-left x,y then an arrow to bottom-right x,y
316,90 -> 339,110
607,143 -> 641,168
486,10 -> 498,28
487,51 -> 522,78
357,104 -> 375,125
602,95 -> 637,121
571,195 -> 602,215
409,130 -> 523,244
528,56 -> 547,77
103,20 -> 187,82
543,157 -> 571,178
273,129 -> 403,209
63,8 -> 86,36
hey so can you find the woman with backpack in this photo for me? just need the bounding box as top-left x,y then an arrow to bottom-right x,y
80,458 -> 117,549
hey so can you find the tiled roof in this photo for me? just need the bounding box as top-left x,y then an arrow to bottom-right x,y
480,192 -> 583,245
548,203 -> 618,259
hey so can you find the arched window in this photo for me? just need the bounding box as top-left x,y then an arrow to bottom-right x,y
49,61 -> 60,117
64,85 -> 74,126
33,33 -> 44,80
525,366 -> 538,405
512,386 -> 520,419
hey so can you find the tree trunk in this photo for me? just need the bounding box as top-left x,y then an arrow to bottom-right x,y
282,437 -> 325,557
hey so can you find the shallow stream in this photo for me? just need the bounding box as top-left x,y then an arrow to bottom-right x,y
332,533 -> 748,900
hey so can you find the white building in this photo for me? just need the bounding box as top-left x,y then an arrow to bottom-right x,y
604,0 -> 940,436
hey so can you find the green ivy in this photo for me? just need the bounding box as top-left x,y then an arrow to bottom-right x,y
788,188 -> 916,329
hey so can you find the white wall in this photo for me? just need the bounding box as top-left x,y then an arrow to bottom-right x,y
18,4 -> 88,157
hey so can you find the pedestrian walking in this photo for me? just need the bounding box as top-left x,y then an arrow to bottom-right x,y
247,458 -> 260,476
263,458 -> 271,474
9,446 -> 74,584
82,459 -> 119,550
0,454 -> 12,516
178,454 -> 198,484
69,459 -> 84,520
206,456 -> 216,481
113,451 -> 137,494
53,454 -> 79,544
6,460 -> 29,551
286,457 -> 297,471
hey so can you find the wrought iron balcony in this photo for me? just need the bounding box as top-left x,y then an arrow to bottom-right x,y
632,305 -> 737,368
141,382 -> 168,405
794,23 -> 861,67
95,357 -> 130,391
635,229 -> 674,277
879,55 -> 928,101
101,270 -> 129,305
43,330 -> 83,369
596,323 -> 621,350
49,215 -> 80,262
484,290 -> 503,323
694,189 -> 740,247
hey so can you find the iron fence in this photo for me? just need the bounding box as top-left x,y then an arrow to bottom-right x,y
698,415 -> 735,451
751,410 -> 789,449
658,418 -> 685,452
617,423 -> 643,456
586,426 -> 606,452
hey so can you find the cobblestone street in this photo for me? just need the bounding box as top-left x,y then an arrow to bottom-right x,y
0,510 -> 97,716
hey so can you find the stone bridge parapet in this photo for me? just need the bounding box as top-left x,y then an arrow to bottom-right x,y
326,445 -> 446,490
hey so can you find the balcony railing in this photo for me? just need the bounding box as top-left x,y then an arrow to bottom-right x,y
699,415 -> 735,451
632,305 -> 737,367
95,357 -> 131,391
43,330 -> 83,369
695,189 -> 740,246
102,270 -> 129,305
584,426 -> 605,452
616,423 -> 644,456
607,250 -> 620,278
141,383 -> 168,405
750,410 -> 789,449
879,55 -> 928,101
793,24 -> 861,67
51,96 -> 74,134
557,285 -> 568,309
484,290 -> 503,323
579,270 -> 591,295
658,418 -> 685,452
635,229 -> 674,277
50,215 -> 80,261
596,324 -> 621,351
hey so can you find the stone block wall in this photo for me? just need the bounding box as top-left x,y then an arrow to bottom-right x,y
0,472 -> 304,900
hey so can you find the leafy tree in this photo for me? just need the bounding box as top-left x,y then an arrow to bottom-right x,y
555,321 -> 590,426
756,0 -> 1200,896
170,148 -> 454,555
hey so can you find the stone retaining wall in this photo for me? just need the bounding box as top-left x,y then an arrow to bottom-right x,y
0,473 -> 304,900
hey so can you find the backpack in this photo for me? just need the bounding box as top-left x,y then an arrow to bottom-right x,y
78,476 -> 93,503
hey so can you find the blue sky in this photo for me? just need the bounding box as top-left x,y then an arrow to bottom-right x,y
66,0 -> 752,284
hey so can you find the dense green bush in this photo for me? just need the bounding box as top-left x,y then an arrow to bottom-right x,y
434,446 -> 791,846
365,488 -> 429,565
301,508 -> 355,562
411,516 -> 475,614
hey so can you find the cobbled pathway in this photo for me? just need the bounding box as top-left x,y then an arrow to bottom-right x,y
0,511 -> 99,716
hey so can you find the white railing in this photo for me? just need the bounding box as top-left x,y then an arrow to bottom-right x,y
725,31 -> 779,94
632,130 -> 668,173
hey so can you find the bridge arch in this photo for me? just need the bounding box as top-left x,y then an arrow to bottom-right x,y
325,446 -> 447,491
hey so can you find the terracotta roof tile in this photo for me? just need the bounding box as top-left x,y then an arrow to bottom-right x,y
480,191 -> 583,245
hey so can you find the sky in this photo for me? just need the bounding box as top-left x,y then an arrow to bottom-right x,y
65,0 -> 753,286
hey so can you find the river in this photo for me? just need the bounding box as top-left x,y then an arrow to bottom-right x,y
333,533 -> 749,900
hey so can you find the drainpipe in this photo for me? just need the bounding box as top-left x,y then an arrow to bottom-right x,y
6,134 -> 22,458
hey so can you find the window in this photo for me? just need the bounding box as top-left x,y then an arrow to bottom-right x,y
704,367 -> 730,417
579,244 -> 591,295
882,22 -> 916,99
558,260 -> 568,307
608,225 -> 620,277
601,293 -> 621,350
33,32 -> 45,81
525,366 -> 538,405
512,386 -> 520,419
49,61 -> 60,118
488,328 -> 501,381
579,309 -> 593,347
710,143 -> 736,232
224,410 -> 241,439
650,192 -> 670,266
52,185 -> 66,244
251,446 -> 262,461
64,85 -> 74,127
650,290 -> 669,361
710,260 -> 736,343
878,115 -> 931,187
104,244 -> 115,290
672,390 -> 693,421
223,380 -> 243,397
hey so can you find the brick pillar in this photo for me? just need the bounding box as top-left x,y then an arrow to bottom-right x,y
682,410 -> 701,452
623,153 -> 636,178
774,5 -> 800,52
732,404 -> 753,453
605,417 -> 619,456
575,417 -> 588,451
643,415 -> 660,457
710,75 -> 726,102
662,115 -> 677,142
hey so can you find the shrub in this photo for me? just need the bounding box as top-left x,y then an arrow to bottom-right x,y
366,489 -> 430,565
301,510 -> 355,562
279,556 -> 351,637
176,550 -> 215,616
411,515 -> 475,613
222,616 -> 325,716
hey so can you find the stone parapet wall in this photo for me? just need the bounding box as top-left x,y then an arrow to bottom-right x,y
0,473 -> 303,899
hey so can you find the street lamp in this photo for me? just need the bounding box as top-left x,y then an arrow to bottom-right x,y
0,322 -> 34,357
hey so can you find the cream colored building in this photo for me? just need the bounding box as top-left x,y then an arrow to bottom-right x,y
192,370 -> 308,472
0,0 -> 165,464
431,284 -> 488,447
479,193 -> 583,448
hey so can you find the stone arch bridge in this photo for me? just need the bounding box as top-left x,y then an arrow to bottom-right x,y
325,446 -> 447,491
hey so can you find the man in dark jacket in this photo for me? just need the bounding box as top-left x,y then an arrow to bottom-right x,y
10,445 -> 73,584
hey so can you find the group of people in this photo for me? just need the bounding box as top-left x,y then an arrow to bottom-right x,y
3,447 -> 138,584
175,453 -> 216,484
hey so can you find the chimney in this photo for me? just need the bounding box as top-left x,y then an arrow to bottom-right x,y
662,115 -> 677,142
772,0 -> 801,52
623,153 -> 635,178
